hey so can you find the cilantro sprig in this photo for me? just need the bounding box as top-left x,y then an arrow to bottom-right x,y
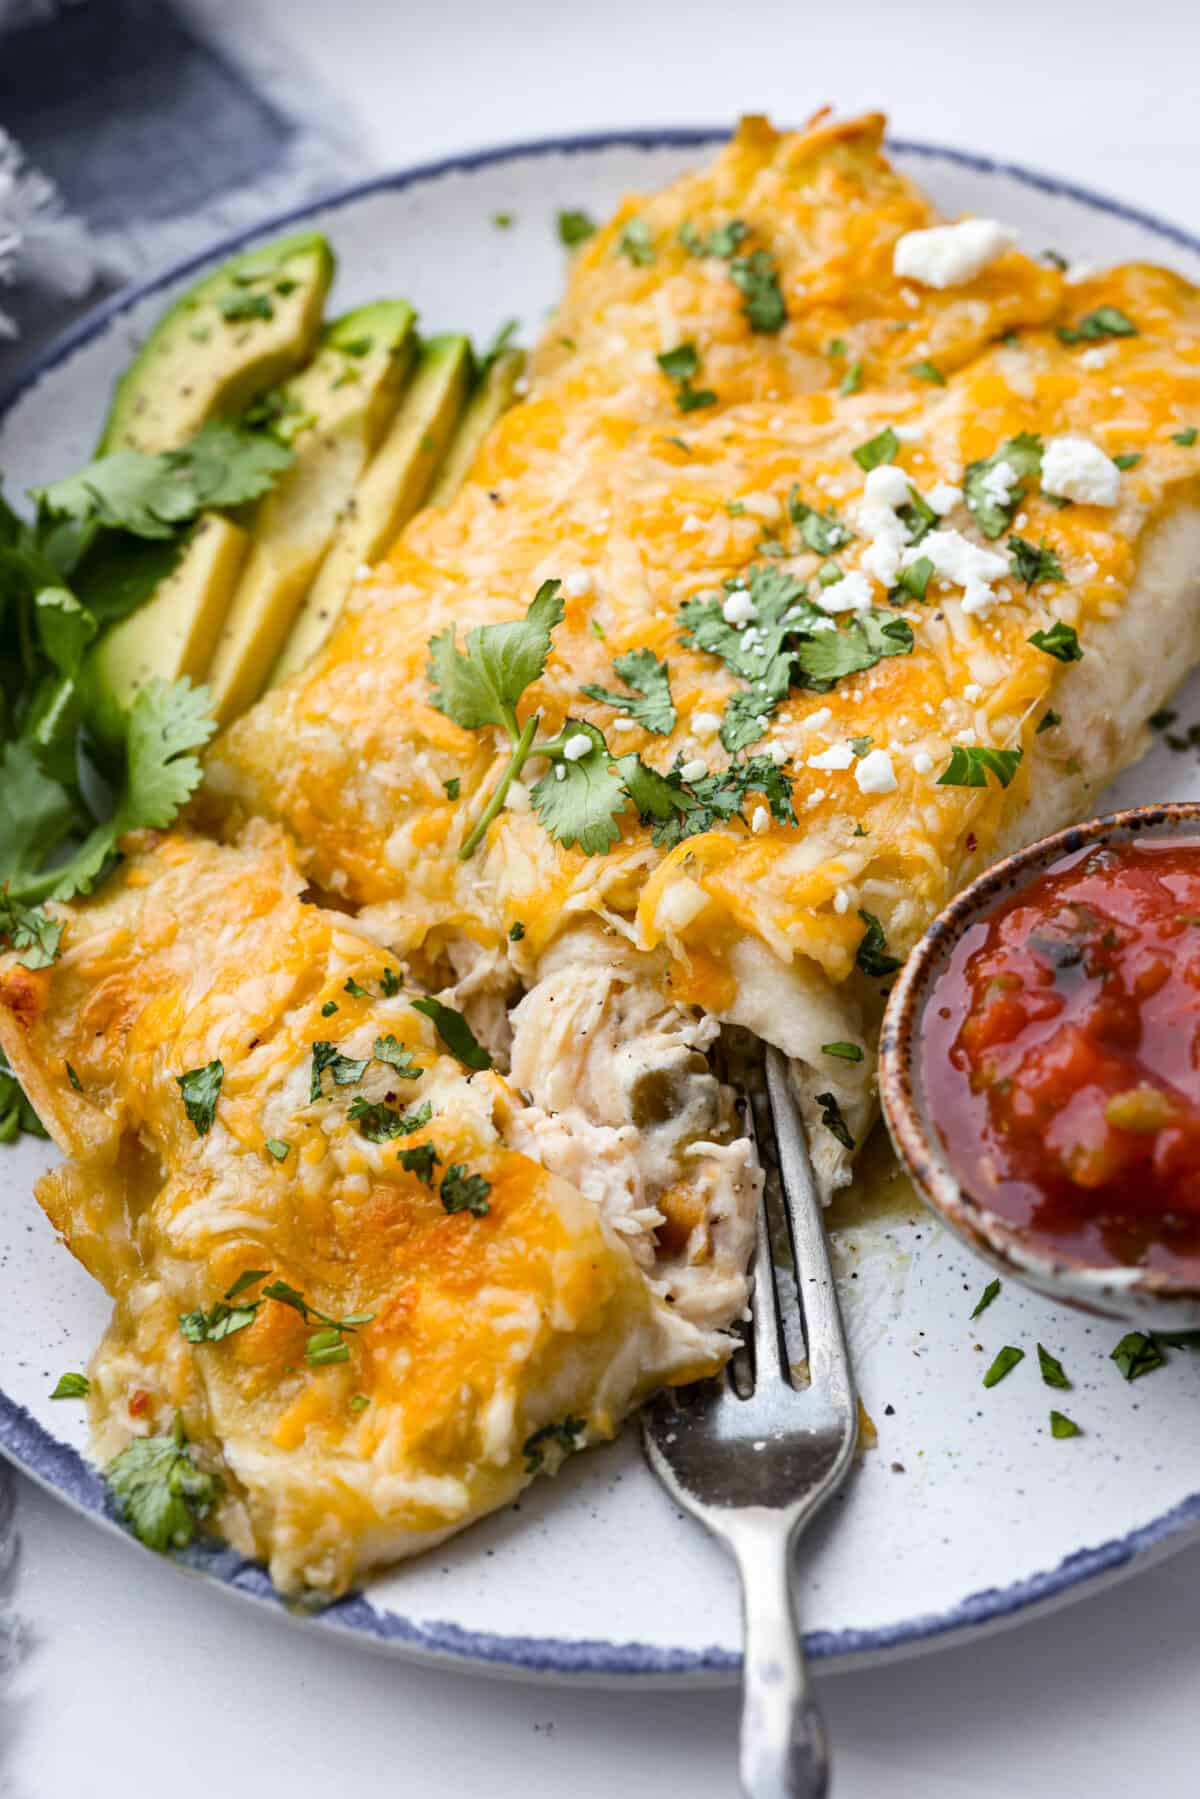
581,647 -> 676,735
106,1416 -> 217,1553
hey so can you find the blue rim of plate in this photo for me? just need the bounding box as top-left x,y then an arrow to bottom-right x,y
3,126 -> 1200,1682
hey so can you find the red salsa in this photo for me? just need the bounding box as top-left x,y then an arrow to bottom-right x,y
923,838 -> 1200,1278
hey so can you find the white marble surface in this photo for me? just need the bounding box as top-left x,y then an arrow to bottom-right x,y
6,1 -> 1200,1793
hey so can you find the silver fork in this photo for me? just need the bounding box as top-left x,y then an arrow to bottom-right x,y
642,1043 -> 859,1799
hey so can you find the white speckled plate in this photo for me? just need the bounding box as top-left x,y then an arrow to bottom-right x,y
3,130 -> 1200,1684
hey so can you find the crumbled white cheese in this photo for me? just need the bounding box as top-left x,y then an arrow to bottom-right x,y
902,529 -> 1009,615
855,747 -> 898,794
679,758 -> 709,783
833,887 -> 850,914
1064,260 -> 1097,286
691,710 -> 722,741
563,732 -> 594,762
963,683 -> 982,703
979,459 -> 1019,507
563,569 -> 593,598
766,741 -> 790,766
723,590 -> 758,626
807,743 -> 855,772
799,707 -> 833,733
912,750 -> 934,775
356,563 -> 374,579
1040,435 -> 1122,507
750,806 -> 771,836
814,569 -> 874,614
1078,346 -> 1111,371
927,482 -> 962,516
863,463 -> 912,509
892,218 -> 1016,290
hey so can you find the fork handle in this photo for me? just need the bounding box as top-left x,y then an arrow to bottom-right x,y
731,1516 -> 829,1799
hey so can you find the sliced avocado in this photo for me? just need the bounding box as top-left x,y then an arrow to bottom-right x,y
204,301 -> 417,725
270,332 -> 473,686
426,346 -> 526,507
99,230 -> 335,454
88,515 -> 250,716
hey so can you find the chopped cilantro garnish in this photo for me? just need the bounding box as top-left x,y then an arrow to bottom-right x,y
399,1141 -> 440,1183
855,909 -> 901,978
1036,709 -> 1061,734
443,777 -> 461,800
937,745 -> 1023,789
821,1041 -> 864,1062
373,1034 -> 424,1079
616,219 -> 655,265
788,490 -> 854,554
839,361 -> 863,396
50,1372 -> 89,1399
893,556 -> 934,602
556,209 -> 596,247
1028,621 -> 1081,662
1172,426 -> 1198,446
106,1416 -> 217,1553
265,1138 -> 290,1162
440,1164 -> 491,1217
65,1060 -> 83,1092
492,211 -> 514,229
0,893 -> 62,968
622,753 -> 795,851
656,341 -> 717,413
581,647 -> 676,735
1113,452 -> 1141,471
380,966 -> 403,997
909,359 -> 945,385
1110,1330 -> 1164,1381
309,1042 -> 370,1102
411,996 -> 493,1070
816,1090 -> 854,1149
321,1000 -> 339,1017
176,1060 -> 223,1136
1057,306 -> 1137,345
1009,536 -> 1064,588
523,1415 -> 586,1473
349,1393 -> 371,1413
983,1345 -> 1024,1388
970,1277 -> 1001,1319
509,920 -> 526,941
852,426 -> 899,472
1049,1410 -> 1081,1438
1037,1343 -> 1071,1389
344,977 -> 368,998
348,1095 -> 432,1143
729,249 -> 788,333
963,433 -> 1042,539
679,219 -> 748,260
258,1279 -> 374,1366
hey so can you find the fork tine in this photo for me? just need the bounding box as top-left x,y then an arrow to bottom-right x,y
764,1046 -> 856,1401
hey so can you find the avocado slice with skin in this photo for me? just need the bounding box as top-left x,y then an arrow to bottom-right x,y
204,301 -> 417,725
99,230 -> 335,454
270,332 -> 473,686
426,346 -> 526,507
87,515 -> 250,720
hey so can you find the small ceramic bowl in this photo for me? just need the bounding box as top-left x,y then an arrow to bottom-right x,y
878,802 -> 1200,1330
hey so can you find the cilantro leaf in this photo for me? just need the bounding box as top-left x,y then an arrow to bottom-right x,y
1027,621 -> 1081,662
616,219 -> 655,266
440,1164 -> 492,1217
372,1034 -> 424,1080
411,996 -> 493,1070
822,1041 -> 864,1062
983,1346 -> 1025,1387
1172,427 -> 1198,447
580,647 -> 676,735
816,1090 -> 854,1150
106,1416 -> 217,1553
855,909 -> 901,978
970,1277 -> 1001,1318
852,427 -> 899,473
523,1415 -> 586,1473
937,745 -> 1023,789
36,422 -> 291,540
0,1046 -> 47,1143
656,341 -> 717,413
963,433 -> 1042,538
729,249 -> 788,333
1009,536 -> 1065,588
428,579 -> 564,732
788,492 -> 854,554
637,754 -> 795,851
909,359 -> 946,385
679,219 -> 748,259
557,209 -> 595,248
1110,1330 -> 1164,1381
0,890 -> 62,969
348,1096 -> 432,1143
793,613 -> 914,689
309,1042 -> 370,1101
531,720 -> 628,854
1056,306 -> 1137,345
399,1141 -> 440,1183
0,738 -> 79,893
50,1372 -> 90,1399
1037,1343 -> 1071,1389
1050,1410 -> 1081,1438
176,1060 -> 223,1136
